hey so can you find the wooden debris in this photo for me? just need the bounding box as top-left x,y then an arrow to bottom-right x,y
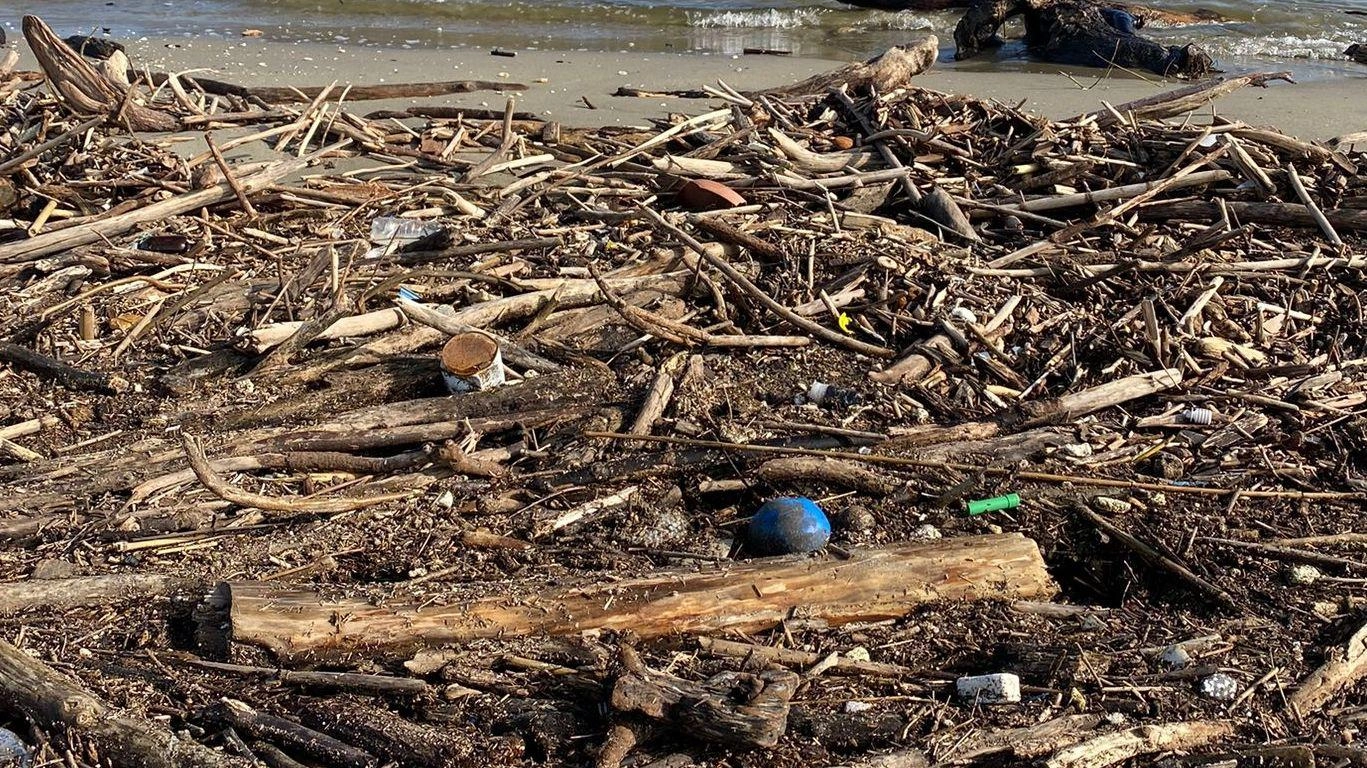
198,535 -> 1054,662
2,12 -> 1366,765
0,639 -> 250,768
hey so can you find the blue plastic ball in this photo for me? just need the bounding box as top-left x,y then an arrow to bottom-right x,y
747,497 -> 831,555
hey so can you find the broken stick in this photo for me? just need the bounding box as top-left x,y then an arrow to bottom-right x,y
1289,619 -> 1367,713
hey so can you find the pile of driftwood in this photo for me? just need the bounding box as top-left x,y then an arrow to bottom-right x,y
4,12 -> 1367,768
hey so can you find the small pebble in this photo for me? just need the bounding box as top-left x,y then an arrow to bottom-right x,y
434,490 -> 455,509
1199,672 -> 1239,701
1158,644 -> 1191,669
840,505 -> 876,533
1058,443 -> 1093,459
956,673 -> 1021,704
844,701 -> 874,714
1287,564 -> 1322,585
1092,496 -> 1132,514
909,523 -> 942,541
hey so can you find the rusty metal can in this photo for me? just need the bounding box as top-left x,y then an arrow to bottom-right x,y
440,332 -> 505,393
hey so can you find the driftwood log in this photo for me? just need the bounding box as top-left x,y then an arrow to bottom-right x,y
0,639 -> 249,768
954,0 -> 1214,77
22,15 -> 176,132
197,534 -> 1055,663
762,38 -> 938,97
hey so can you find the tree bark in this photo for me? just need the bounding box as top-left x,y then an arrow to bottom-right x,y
0,574 -> 188,616
198,534 -> 1055,663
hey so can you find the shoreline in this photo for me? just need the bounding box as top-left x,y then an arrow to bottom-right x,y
6,35 -> 1367,139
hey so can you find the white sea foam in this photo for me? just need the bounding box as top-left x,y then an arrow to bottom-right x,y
856,10 -> 942,30
687,8 -> 827,29
1206,33 -> 1360,60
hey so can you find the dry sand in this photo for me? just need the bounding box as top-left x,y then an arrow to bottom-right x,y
8,35 -> 1367,139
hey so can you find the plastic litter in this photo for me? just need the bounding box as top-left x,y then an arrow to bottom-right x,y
366,216 -> 443,258
1158,644 -> 1192,669
747,497 -> 831,555
967,493 -> 1020,516
0,728 -> 29,768
1181,407 -> 1214,425
806,382 -> 862,408
440,332 -> 505,393
956,673 -> 1021,704
1199,672 -> 1239,701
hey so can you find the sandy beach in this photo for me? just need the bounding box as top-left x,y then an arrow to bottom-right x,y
8,35 -> 1366,139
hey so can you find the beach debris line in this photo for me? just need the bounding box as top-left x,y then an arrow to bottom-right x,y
0,10 -> 1366,767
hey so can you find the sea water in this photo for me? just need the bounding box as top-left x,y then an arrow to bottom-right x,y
10,0 -> 1367,77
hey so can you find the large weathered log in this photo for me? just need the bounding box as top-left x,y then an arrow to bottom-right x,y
1138,200 -> 1367,233
0,639 -> 249,768
197,534 -> 1055,663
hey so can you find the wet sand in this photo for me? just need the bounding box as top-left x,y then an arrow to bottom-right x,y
7,35 -> 1367,139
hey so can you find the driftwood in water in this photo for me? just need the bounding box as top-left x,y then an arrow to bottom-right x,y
22,15 -> 176,132
954,0 -> 1214,77
197,534 -> 1055,663
615,39 -> 939,101
840,0 -> 1223,24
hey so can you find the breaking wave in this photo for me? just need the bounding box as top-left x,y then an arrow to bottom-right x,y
686,8 -> 828,29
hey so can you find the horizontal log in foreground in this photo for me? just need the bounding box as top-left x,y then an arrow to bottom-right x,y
199,534 -> 1055,663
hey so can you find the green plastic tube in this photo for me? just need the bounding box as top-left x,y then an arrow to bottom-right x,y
966,493 -> 1021,516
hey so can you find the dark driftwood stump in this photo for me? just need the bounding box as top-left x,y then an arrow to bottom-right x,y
953,0 -> 1215,78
